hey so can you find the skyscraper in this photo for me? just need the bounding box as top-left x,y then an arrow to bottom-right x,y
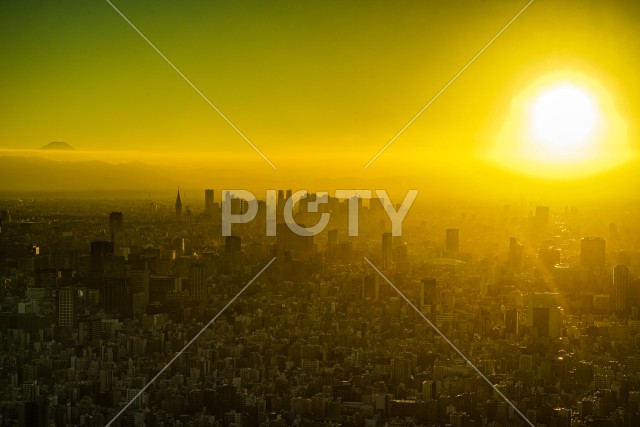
175,189 -> 183,219
204,189 -> 214,218
89,241 -> 115,289
446,228 -> 459,253
613,265 -> 629,313
277,190 -> 285,215
534,205 -> 549,235
190,263 -> 207,306
382,232 -> 392,269
508,237 -> 523,268
526,292 -> 561,338
421,278 -> 437,313
505,308 -> 519,336
391,354 -> 413,385
362,274 -> 379,300
109,211 -> 123,235
57,287 -> 76,328
103,276 -> 131,317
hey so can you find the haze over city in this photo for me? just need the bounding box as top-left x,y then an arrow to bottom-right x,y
1,1 -> 639,427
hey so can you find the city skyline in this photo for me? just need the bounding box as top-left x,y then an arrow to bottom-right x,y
1,1 -> 640,426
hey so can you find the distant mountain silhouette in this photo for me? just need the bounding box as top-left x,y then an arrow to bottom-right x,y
40,141 -> 76,151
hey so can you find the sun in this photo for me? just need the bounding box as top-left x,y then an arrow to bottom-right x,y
531,83 -> 599,151
491,71 -> 631,178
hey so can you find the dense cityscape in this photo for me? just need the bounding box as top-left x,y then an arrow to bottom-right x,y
2,1 -> 639,427
0,190 -> 638,427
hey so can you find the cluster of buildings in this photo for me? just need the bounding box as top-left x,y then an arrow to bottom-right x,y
0,192 -> 638,427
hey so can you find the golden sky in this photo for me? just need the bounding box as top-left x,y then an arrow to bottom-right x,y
0,0 -> 639,193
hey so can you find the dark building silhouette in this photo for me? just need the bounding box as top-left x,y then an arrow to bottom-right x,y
508,237 -> 523,268
89,241 -> 114,289
421,278 -> 437,313
175,189 -> 183,219
204,189 -> 214,218
505,308 -> 519,336
535,206 -> 550,235
446,229 -> 459,253
103,276 -> 131,317
57,287 -> 77,329
613,265 -> 630,313
109,211 -> 123,235
190,262 -> 206,305
362,274 -> 379,300
382,232 -> 392,269
225,235 -> 241,253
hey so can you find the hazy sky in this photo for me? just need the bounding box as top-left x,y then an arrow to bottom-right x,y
1,0 -> 639,179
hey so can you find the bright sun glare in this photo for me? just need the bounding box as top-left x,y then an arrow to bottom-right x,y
531,83 -> 599,151
491,71 -> 631,178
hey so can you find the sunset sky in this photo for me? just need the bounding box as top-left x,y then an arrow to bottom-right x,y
0,0 -> 639,194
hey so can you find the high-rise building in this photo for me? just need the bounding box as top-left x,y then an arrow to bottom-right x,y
534,206 -> 549,235
446,229 -> 459,253
581,237 -> 605,268
526,292 -> 561,337
382,232 -> 392,269
277,190 -> 285,213
127,262 -> 149,308
422,380 -> 438,400
391,355 -> 413,385
613,265 -> 630,313
175,189 -> 183,219
89,241 -> 115,289
204,189 -> 214,217
57,287 -> 76,328
190,263 -> 206,305
421,278 -> 437,312
103,277 -> 131,317
505,308 -> 519,336
78,315 -> 101,345
109,211 -> 123,235
508,237 -> 523,268
362,275 -> 379,300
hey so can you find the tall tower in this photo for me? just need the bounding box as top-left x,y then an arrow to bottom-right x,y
204,189 -> 214,219
109,212 -> 123,234
190,263 -> 206,306
446,229 -> 459,253
109,211 -> 123,244
534,206 -> 550,235
175,189 -> 183,219
421,278 -> 437,313
57,287 -> 76,328
382,232 -> 392,269
613,265 -> 629,313
362,274 -> 379,300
